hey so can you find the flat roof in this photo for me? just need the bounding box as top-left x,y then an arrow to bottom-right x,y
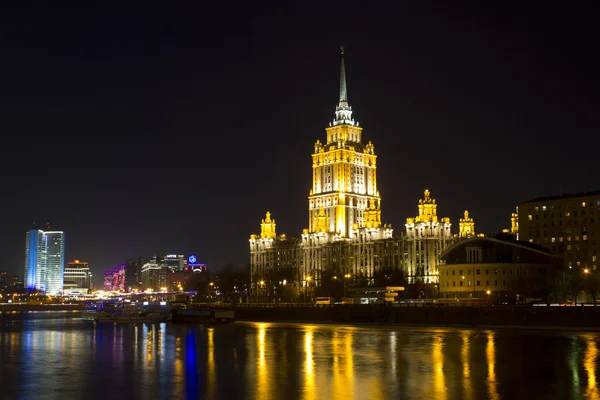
520,189 -> 600,204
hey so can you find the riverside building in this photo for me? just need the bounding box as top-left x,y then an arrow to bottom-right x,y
249,50 -> 475,301
64,260 -> 92,293
515,190 -> 600,271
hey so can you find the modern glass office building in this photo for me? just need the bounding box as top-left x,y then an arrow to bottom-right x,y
24,229 -> 65,294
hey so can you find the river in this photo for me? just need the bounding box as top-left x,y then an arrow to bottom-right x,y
0,311 -> 598,399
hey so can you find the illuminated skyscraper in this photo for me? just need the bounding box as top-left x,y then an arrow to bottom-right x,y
24,229 -> 65,294
249,50 -> 473,300
308,46 -> 382,237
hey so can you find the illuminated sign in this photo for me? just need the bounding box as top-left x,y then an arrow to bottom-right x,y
166,254 -> 178,258
188,255 -> 197,264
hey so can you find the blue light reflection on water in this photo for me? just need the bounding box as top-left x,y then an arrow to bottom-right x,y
186,327 -> 199,399
0,312 -> 599,400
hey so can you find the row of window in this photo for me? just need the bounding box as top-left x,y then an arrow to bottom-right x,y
530,200 -> 600,213
446,268 -> 531,276
528,213 -> 596,222
446,279 -> 520,288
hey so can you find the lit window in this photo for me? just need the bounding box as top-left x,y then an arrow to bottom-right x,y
568,237 -> 572,242
583,235 -> 588,241
529,239 -> 534,243
582,202 -> 586,207
559,237 -> 564,242
528,215 -> 533,221
566,212 -> 571,217
567,245 -> 572,251
593,256 -> 597,262
576,236 -> 580,241
551,237 -> 556,243
577,262 -> 581,267
535,206 -> 539,211
542,206 -> 547,211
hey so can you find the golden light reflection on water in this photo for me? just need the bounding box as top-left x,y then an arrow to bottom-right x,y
10,331 -> 20,355
207,328 -> 216,399
303,326 -> 317,400
330,327 -> 356,399
390,332 -> 397,373
256,323 -> 269,400
584,335 -> 599,400
461,332 -> 472,400
486,332 -> 499,400
173,336 -> 183,399
432,335 -> 447,400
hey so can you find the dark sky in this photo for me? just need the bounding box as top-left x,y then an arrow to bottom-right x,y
1,2 -> 598,287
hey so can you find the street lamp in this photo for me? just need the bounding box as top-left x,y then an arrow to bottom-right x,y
344,274 -> 351,299
584,268 -> 590,304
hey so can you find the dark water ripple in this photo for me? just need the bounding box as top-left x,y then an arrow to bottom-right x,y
0,311 -> 598,400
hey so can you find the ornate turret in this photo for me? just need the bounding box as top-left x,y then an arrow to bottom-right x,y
414,189 -> 439,223
364,198 -> 382,228
510,206 -> 519,239
407,189 -> 451,227
313,207 -> 330,233
459,210 -> 476,238
260,211 -> 276,239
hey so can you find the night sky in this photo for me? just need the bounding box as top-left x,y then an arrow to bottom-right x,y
1,3 -> 598,287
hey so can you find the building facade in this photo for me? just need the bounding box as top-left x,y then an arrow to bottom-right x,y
516,190 -> 600,271
439,235 -> 561,301
103,265 -> 125,291
24,229 -> 65,294
249,51 -> 474,301
405,190 -> 453,284
141,260 -> 169,291
64,260 -> 92,293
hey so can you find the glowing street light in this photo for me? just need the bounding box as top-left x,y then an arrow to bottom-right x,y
486,290 -> 491,295
160,287 -> 167,292
343,274 -> 351,299
584,268 -> 590,274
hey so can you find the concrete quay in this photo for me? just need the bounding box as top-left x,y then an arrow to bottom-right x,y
230,304 -> 600,330
0,303 -> 86,312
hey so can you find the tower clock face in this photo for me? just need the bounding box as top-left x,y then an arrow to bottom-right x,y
188,255 -> 197,264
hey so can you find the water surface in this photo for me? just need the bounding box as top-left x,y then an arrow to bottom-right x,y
0,312 -> 598,399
